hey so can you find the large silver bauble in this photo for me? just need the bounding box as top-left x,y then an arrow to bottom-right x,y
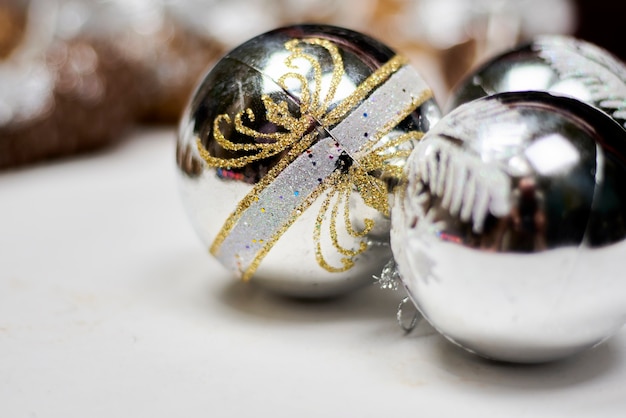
391,91 -> 626,362
448,35 -> 626,132
177,24 -> 440,298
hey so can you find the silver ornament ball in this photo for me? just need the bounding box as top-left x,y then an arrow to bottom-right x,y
448,35 -> 626,132
392,91 -> 626,362
177,24 -> 440,297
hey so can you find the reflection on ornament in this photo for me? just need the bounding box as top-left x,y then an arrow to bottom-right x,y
177,24 -> 440,297
449,35 -> 626,131
391,91 -> 626,362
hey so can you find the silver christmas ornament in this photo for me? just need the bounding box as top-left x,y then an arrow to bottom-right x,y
177,24 -> 440,297
448,35 -> 626,131
391,91 -> 626,362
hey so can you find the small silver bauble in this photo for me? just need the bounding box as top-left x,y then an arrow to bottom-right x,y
448,35 -> 626,131
391,91 -> 626,362
177,24 -> 440,297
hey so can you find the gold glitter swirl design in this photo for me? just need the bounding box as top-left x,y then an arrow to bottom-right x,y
196,38 -> 363,169
196,36 -> 431,279
281,38 -> 344,120
314,131 -> 424,272
196,95 -> 312,169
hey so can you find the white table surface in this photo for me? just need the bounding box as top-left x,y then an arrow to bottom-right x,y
1,128 -> 625,417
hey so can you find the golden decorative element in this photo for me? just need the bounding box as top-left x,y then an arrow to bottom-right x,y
196,36 -> 432,279
196,37 -> 344,169
196,40 -> 408,169
314,131 -> 424,272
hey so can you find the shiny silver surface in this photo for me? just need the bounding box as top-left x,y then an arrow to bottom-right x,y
177,24 -> 439,297
392,92 -> 626,362
448,35 -> 626,131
